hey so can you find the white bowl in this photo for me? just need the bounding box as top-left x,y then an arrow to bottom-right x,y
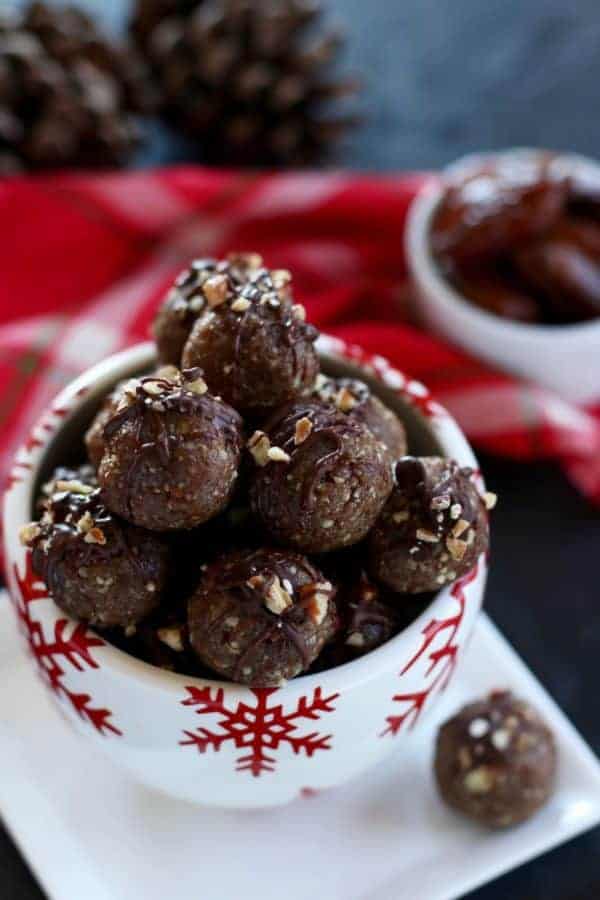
3,336 -> 487,808
406,148 -> 600,405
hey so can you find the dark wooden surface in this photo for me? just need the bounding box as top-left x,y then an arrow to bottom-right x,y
4,1 -> 600,898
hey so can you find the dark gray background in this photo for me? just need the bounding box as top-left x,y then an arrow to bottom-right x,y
3,1 -> 600,899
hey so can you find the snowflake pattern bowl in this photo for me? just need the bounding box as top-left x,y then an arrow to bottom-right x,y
3,336 -> 487,808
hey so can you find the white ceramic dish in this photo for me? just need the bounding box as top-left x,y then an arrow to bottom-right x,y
3,336 -> 488,809
2,590 -> 600,900
405,148 -> 600,405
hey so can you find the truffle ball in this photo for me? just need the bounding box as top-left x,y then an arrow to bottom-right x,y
313,375 -> 407,459
434,691 -> 557,828
85,366 -> 179,468
111,604 -> 211,676
339,572 -> 400,657
368,456 -> 492,593
249,401 -> 394,553
154,253 -> 320,416
97,367 -> 243,531
188,547 -> 338,687
20,482 -> 169,629
37,463 -> 98,509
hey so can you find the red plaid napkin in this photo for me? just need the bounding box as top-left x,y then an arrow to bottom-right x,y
1,165 -> 599,515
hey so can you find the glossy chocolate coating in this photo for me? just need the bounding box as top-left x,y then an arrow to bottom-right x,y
154,254 -> 319,416
432,155 -> 568,264
249,401 -> 394,553
85,366 -> 180,469
451,266 -> 541,323
312,375 -> 407,460
514,217 -> 600,322
435,691 -> 557,828
368,456 -> 489,593
188,547 -> 338,687
97,368 -> 243,531
23,485 -> 169,628
85,378 -> 136,468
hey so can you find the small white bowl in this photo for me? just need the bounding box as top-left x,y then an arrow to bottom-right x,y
3,336 -> 487,808
406,148 -> 600,405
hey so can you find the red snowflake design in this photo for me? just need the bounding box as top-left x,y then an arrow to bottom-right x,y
381,563 -> 479,738
12,553 -> 122,736
180,685 -> 339,777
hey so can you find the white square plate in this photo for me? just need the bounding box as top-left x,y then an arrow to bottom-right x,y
1,591 -> 600,900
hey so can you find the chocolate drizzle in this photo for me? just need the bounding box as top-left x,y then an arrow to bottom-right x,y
189,548 -> 337,686
166,256 -> 319,415
98,368 -> 243,530
368,456 -> 489,594
26,486 -> 169,628
250,400 -> 393,552
312,376 -> 407,459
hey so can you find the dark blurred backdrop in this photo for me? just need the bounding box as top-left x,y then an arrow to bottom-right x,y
13,0 -> 600,170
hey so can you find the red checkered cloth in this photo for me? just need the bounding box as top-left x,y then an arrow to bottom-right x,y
1,165 -> 599,522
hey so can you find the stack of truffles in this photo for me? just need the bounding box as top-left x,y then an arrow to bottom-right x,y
21,254 -> 494,687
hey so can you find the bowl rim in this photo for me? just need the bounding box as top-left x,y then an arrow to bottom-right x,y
406,146 -> 600,342
3,336 -> 486,699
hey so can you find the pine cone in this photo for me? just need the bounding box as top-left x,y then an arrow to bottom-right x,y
131,0 -> 200,52
0,2 -> 155,174
132,0 -> 360,167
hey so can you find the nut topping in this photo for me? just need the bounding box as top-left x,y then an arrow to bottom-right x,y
203,274 -> 229,307
157,625 -> 185,653
55,479 -> 93,495
267,446 -> 291,463
248,430 -> 271,466
263,575 -> 293,615
294,416 -> 313,445
19,523 -> 41,545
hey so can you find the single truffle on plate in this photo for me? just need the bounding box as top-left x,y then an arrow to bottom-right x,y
153,253 -> 320,416
248,401 -> 394,553
434,691 -> 557,828
312,375 -> 407,460
85,366 -> 178,468
188,548 -> 338,687
368,456 -> 493,593
97,367 -> 243,531
20,481 -> 169,629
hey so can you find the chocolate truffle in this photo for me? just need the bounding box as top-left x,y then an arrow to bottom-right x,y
20,481 -> 169,629
340,572 -> 399,657
38,463 -> 98,507
85,366 -> 179,468
368,456 -> 493,593
153,253 -> 320,416
432,155 -> 568,264
434,691 -> 557,828
188,548 -> 338,687
313,375 -> 407,460
85,377 -> 137,469
97,367 -> 243,531
249,401 -> 394,553
114,603 -> 211,676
